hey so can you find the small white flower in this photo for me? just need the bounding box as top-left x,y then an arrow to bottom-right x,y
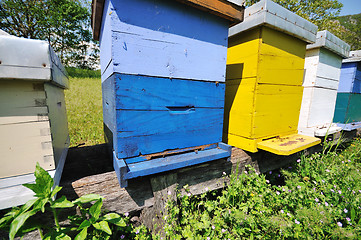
266,180 -> 270,183
344,209 -> 348,213
276,191 -> 280,195
325,202 -> 329,206
205,187 -> 209,192
337,222 -> 342,227
187,192 -> 191,197
295,219 -> 300,224
222,171 -> 227,176
297,159 -> 301,163
124,212 -> 129,217
315,198 -> 319,202
167,190 -> 171,195
326,169 -> 330,172
280,210 -> 284,214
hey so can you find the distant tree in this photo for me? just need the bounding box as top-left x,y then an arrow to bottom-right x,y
336,14 -> 361,50
0,0 -> 99,69
244,0 -> 343,29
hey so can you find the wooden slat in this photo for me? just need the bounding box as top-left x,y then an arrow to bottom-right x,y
44,83 -> 69,166
257,134 -> 321,156
174,0 -> 244,23
92,0 -> 244,40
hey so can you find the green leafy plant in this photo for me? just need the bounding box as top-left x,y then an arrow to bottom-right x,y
160,137 -> 361,239
0,163 -> 134,240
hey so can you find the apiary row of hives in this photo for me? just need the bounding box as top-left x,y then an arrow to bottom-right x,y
1,0 -> 360,208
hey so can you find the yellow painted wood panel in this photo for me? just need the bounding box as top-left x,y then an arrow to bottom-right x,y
252,84 -> 303,138
224,77 -> 256,138
258,27 -> 307,86
227,28 -> 261,79
227,133 -> 258,153
257,133 -> 321,155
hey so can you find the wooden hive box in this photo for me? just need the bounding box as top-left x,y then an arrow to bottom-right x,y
224,0 -> 321,155
298,31 -> 350,137
91,0 -> 244,187
334,50 -> 361,130
0,35 -> 69,209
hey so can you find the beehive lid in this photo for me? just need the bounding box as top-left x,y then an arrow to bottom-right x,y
91,0 -> 245,40
257,134 -> 321,155
343,50 -> 361,63
0,29 -> 9,35
0,35 -> 69,89
229,0 -> 317,43
307,30 -> 350,58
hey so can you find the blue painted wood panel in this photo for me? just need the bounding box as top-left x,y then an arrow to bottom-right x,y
338,62 -> 357,93
112,74 -> 225,110
102,73 -> 225,159
99,0 -> 229,82
113,142 -> 231,187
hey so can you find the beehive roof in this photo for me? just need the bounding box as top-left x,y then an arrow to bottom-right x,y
0,35 -> 69,89
343,50 -> 361,63
307,30 -> 350,58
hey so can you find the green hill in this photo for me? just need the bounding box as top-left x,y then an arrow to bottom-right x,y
336,13 -> 361,50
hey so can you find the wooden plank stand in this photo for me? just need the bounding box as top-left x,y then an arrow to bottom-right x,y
114,143 -> 231,187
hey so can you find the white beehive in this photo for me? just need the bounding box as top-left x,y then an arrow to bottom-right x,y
298,30 -> 350,137
0,34 -> 69,209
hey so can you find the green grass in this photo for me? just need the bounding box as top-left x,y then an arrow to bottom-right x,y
65,77 -> 104,147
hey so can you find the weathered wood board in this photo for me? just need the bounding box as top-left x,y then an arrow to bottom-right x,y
92,0 -> 244,41
224,1 -> 320,155
102,73 -> 225,159
98,0 -> 235,83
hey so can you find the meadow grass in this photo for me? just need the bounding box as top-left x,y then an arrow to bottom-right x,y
64,77 -> 104,147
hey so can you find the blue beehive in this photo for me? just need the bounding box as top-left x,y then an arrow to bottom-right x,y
334,50 -> 361,130
91,0 -> 244,187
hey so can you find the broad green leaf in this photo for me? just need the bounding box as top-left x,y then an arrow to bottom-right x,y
93,220 -> 112,235
0,215 -> 13,228
20,198 -> 38,213
9,209 -> 37,240
22,183 -> 42,196
34,163 -> 53,197
73,194 -> 103,205
51,196 -> 74,209
74,227 -> 88,240
44,228 -> 71,240
51,186 -> 63,199
102,213 -> 126,227
89,199 -> 103,220
351,208 -> 356,221
78,220 -> 91,230
33,198 -> 48,213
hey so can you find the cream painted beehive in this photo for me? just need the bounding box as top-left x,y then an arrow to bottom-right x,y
0,34 -> 69,209
299,30 -> 350,137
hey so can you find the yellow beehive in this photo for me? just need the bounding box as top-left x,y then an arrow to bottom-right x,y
224,0 -> 321,155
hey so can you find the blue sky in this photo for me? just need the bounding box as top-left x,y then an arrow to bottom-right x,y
339,0 -> 361,16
